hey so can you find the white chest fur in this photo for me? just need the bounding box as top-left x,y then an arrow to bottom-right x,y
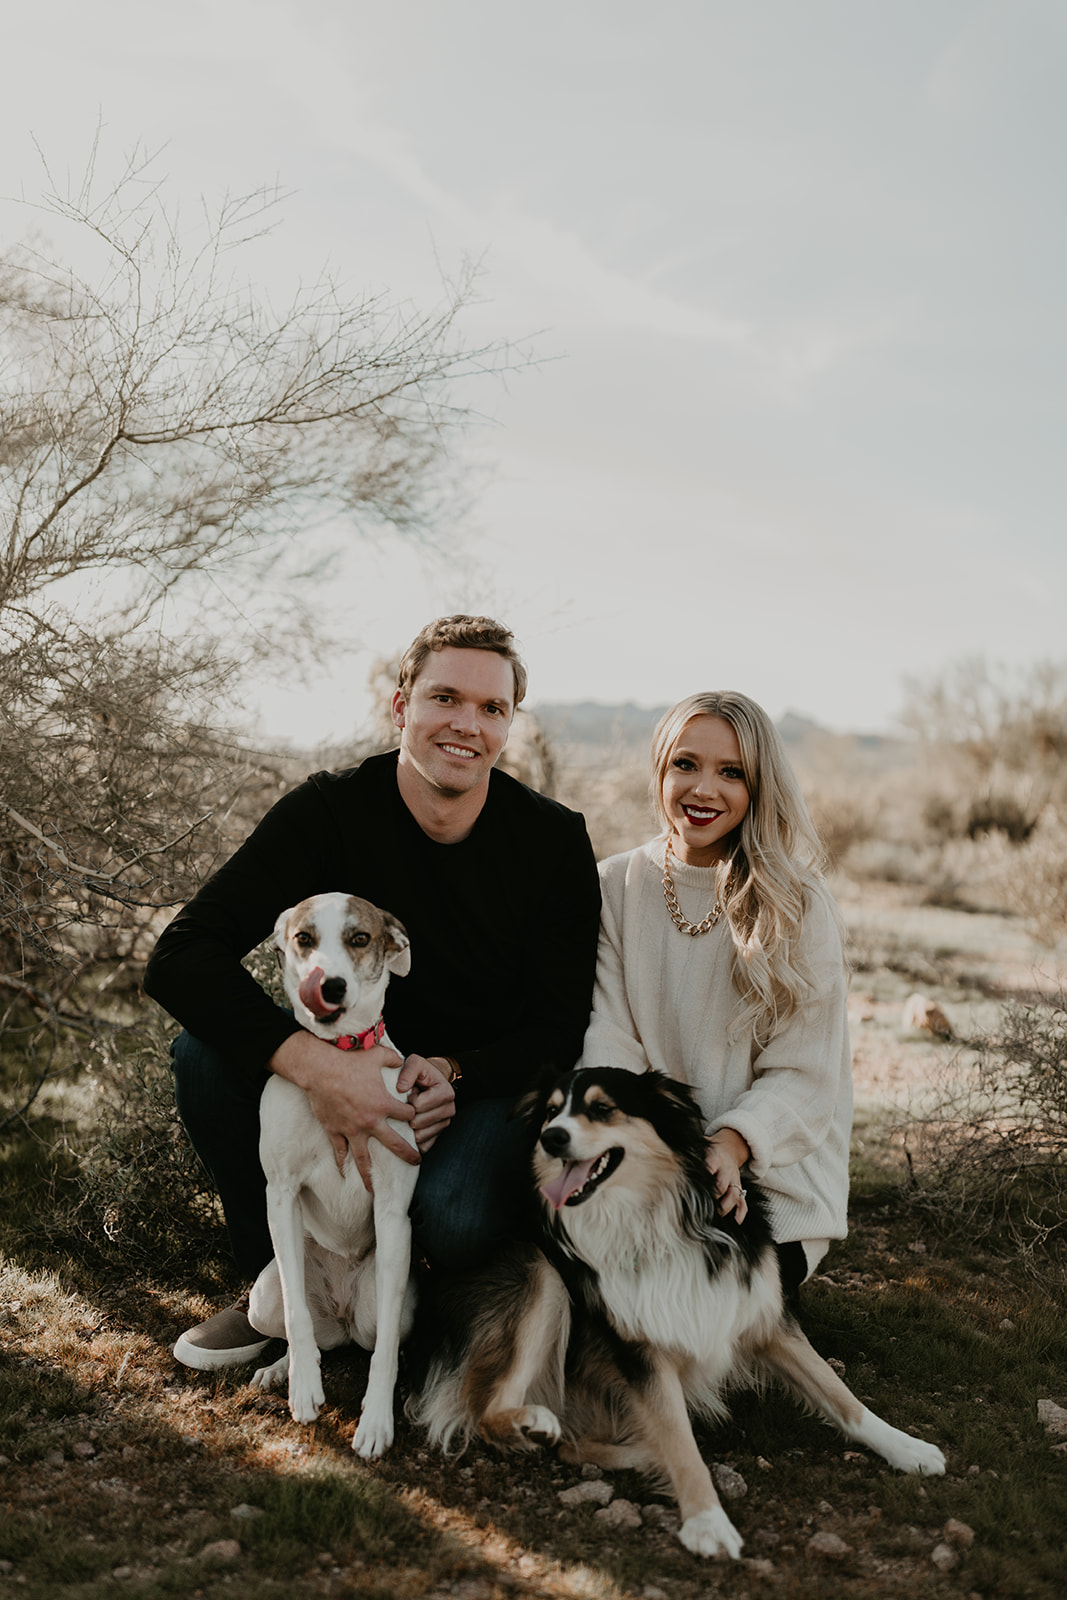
564,1189 -> 779,1378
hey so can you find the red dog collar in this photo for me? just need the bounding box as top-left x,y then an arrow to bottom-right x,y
330,1017 -> 386,1052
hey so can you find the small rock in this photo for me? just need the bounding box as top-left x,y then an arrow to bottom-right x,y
943,1518 -> 976,1548
72,1441 -> 95,1458
0,1561 -> 13,1575
999,1319 -> 1015,1332
595,1498 -> 642,1531
827,1357 -> 846,1376
711,1463 -> 748,1499
558,1479 -> 613,1508
806,1531 -> 851,1560
231,1504 -> 265,1522
903,993 -> 953,1037
743,1557 -> 777,1576
931,1542 -> 958,1571
753,1527 -> 781,1548
44,1451 -> 64,1468
112,1568 -> 134,1581
641,1587 -> 669,1600
640,1504 -> 678,1530
908,1240 -> 928,1255
580,1462 -> 604,1479
756,1455 -> 774,1470
199,1539 -> 241,1563
1038,1399 -> 1067,1438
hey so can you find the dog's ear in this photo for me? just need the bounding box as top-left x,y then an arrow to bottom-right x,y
646,1071 -> 707,1145
382,913 -> 411,977
272,907 -> 295,951
512,1064 -> 566,1127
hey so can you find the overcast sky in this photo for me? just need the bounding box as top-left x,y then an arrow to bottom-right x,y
3,0 -> 1064,740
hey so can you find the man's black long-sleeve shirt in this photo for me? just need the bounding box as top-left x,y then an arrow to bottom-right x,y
143,751 -> 601,1100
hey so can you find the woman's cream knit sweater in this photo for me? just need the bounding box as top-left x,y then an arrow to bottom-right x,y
578,839 -> 853,1261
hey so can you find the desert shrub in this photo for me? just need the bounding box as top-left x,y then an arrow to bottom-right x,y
901,993 -> 1067,1276
902,657 -> 1067,790
806,786 -> 881,870
73,942 -> 284,1278
1,146 -> 498,1127
965,792 -> 1037,843
557,756 -> 652,861
984,807 -> 1067,946
921,790 -> 961,842
74,1008 -> 228,1278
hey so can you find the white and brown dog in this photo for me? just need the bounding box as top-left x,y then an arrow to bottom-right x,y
247,891 -> 416,1459
410,1068 -> 946,1558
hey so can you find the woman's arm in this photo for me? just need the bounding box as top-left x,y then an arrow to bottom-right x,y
578,872 -> 652,1075
708,889 -> 852,1178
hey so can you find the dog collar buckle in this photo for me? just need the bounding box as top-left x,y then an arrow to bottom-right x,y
332,1017 -> 386,1052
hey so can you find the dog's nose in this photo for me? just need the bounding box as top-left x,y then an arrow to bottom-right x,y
539,1125 -> 570,1159
320,976 -> 347,1006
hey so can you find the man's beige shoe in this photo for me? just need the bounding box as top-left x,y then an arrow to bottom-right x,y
172,1297 -> 271,1371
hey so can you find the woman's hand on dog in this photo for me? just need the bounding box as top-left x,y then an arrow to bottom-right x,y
398,1055 -> 457,1153
704,1128 -> 752,1223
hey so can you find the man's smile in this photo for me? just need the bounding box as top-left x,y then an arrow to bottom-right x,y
438,743 -> 479,760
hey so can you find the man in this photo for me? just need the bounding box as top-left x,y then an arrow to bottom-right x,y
144,615 -> 600,1369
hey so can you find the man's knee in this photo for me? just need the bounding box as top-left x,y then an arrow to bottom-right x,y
172,1031 -> 265,1123
409,1098 -> 529,1271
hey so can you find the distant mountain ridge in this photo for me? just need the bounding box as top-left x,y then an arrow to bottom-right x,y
530,701 -> 909,771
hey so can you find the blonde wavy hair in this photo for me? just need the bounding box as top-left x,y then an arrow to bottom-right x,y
651,691 -> 841,1046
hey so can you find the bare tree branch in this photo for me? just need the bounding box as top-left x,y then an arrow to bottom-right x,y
1,144 -> 509,1121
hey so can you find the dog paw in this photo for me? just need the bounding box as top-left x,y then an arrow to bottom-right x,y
679,1507 -> 744,1560
353,1407 -> 393,1459
895,1437 -> 946,1476
858,1414 -> 947,1476
519,1405 -> 561,1447
480,1405 -> 562,1451
250,1354 -> 289,1392
286,1376 -> 325,1424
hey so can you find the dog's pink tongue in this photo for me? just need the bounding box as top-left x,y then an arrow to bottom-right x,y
539,1158 -> 597,1212
298,967 -> 335,1019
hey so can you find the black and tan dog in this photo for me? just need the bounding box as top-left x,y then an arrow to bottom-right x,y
409,1067 -> 945,1559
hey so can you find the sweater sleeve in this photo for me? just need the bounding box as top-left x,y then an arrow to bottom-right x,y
707,889 -> 852,1178
577,859 -> 652,1075
142,780 -> 337,1077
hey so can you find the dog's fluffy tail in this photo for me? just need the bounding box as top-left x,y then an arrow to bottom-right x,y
406,1241 -> 569,1453
405,1362 -> 473,1454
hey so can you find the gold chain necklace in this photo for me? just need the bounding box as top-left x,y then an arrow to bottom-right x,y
662,839 -> 723,936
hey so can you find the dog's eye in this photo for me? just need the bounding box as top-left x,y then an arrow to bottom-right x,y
348,932 -> 370,948
587,1101 -> 616,1122
294,931 -> 314,948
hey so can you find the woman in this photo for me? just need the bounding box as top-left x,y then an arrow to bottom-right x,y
579,690 -> 852,1296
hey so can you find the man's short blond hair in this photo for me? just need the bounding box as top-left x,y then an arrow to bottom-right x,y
396,615 -> 527,705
